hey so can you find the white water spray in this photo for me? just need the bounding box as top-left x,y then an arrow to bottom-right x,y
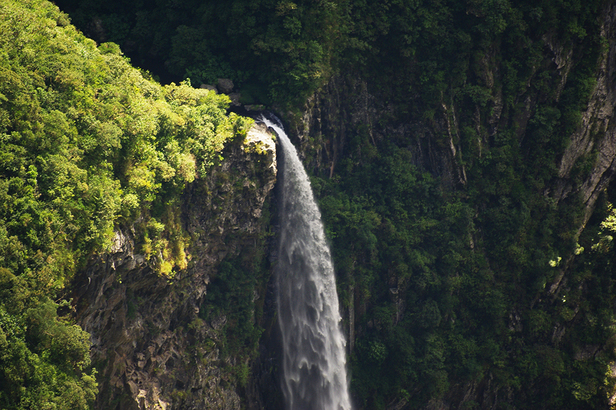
261,116 -> 352,410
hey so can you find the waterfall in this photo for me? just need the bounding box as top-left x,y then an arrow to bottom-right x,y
261,116 -> 352,410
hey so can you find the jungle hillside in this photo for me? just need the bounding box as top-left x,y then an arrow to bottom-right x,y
3,0 -> 616,409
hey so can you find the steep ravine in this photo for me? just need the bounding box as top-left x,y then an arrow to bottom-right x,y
71,123 -> 277,410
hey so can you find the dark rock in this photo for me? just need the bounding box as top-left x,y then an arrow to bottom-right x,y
200,84 -> 218,93
217,78 -> 234,94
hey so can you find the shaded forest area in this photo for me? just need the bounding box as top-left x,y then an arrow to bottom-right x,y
3,0 -> 616,408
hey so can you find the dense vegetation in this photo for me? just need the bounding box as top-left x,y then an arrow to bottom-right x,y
60,1 -> 616,408
54,0 -> 351,108
5,0 -> 616,408
0,0 -> 251,407
315,1 -> 616,408
307,1 -> 616,408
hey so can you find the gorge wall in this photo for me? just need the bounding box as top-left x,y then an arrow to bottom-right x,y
75,4 -> 616,407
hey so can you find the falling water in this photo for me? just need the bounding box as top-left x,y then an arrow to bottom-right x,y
261,116 -> 352,410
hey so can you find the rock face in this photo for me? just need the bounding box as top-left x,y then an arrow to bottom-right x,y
285,4 -> 616,410
217,78 -> 235,95
72,124 -> 277,410
555,3 -> 616,227
289,75 -> 467,194
294,4 -> 616,229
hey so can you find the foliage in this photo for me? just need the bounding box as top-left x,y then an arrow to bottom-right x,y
0,0 -> 251,405
55,0 -> 345,110
199,234 -> 270,386
0,298 -> 97,409
309,1 -> 614,408
34,0 -> 616,408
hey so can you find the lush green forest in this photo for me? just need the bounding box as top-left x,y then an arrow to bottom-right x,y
0,0 -> 251,408
4,0 -> 616,408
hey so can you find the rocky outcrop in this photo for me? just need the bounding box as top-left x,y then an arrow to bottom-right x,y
72,124 -> 277,410
555,3 -> 616,227
290,75 -> 462,188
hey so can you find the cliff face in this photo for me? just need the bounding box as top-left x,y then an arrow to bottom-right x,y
11,0 -> 616,408
290,75 -> 462,189
296,2 -> 616,224
555,3 -> 616,225
285,3 -> 616,409
59,3 -> 616,409
71,124 -> 277,410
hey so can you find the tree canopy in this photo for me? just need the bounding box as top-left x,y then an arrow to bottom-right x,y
0,0 -> 251,407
